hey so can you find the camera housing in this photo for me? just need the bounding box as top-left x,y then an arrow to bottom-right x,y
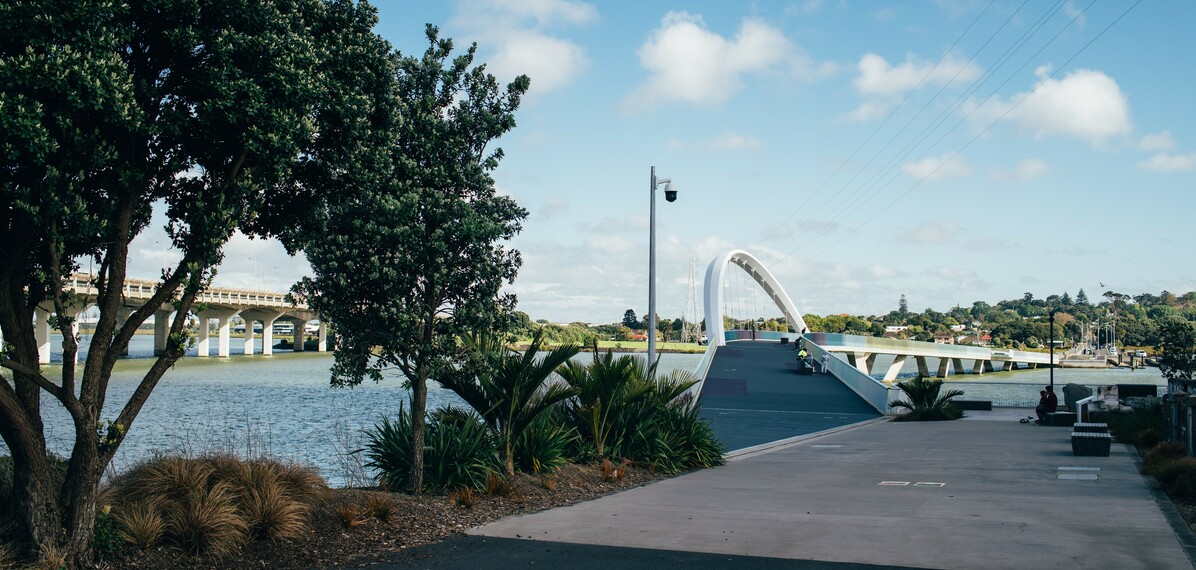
664,183 -> 678,202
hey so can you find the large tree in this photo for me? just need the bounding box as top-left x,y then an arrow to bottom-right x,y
1158,317 -> 1196,393
297,26 -> 529,493
0,0 -> 389,563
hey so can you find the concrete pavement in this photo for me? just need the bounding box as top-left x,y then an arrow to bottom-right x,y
457,413 -> 1194,569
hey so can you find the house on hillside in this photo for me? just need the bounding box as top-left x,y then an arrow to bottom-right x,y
933,332 -> 954,344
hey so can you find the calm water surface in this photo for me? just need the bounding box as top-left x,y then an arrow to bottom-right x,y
19,336 -> 703,487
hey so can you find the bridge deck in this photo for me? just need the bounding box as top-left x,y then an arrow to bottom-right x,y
697,340 -> 880,451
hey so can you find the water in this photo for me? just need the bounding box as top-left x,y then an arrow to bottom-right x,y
873,353 -> 1166,407
11,339 -> 703,487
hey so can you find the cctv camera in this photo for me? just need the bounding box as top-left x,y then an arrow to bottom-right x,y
664,183 -> 678,202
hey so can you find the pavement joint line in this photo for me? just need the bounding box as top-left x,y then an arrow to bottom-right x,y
724,416 -> 890,462
1057,473 -> 1099,480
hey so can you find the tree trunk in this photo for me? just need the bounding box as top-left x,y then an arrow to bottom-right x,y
9,450 -> 61,561
408,365 -> 427,494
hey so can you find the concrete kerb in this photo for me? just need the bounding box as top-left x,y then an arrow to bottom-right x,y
725,416 -> 891,462
1127,442 -> 1196,567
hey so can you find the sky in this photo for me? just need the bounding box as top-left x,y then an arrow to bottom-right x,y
127,0 -> 1196,325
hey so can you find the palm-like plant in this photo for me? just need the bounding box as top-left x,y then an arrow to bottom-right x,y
889,375 -> 965,421
556,342 -> 656,458
439,328 -> 579,477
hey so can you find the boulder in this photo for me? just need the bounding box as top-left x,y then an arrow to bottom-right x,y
1062,383 -> 1093,410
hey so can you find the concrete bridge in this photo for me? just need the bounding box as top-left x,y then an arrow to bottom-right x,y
32,274 -> 324,363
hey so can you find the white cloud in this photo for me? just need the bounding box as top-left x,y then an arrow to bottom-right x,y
971,68 -> 1131,146
623,12 -> 832,111
844,100 -> 889,123
988,158 -> 1049,182
706,131 -> 762,152
451,0 -> 596,96
853,52 -> 981,96
786,0 -> 824,15
1138,131 -> 1175,151
903,221 -> 963,245
1137,152 -> 1196,172
902,153 -> 974,181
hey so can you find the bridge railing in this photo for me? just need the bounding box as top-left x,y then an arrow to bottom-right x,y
67,274 -> 304,310
684,343 -> 719,409
804,337 -> 899,414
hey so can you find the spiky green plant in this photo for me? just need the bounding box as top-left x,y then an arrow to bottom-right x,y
439,328 -> 579,476
889,375 -> 964,421
362,406 -> 498,492
556,343 -> 656,458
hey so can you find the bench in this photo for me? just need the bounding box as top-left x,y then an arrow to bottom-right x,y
1071,431 -> 1112,456
1072,422 -> 1109,434
1046,411 -> 1076,427
951,400 -> 992,411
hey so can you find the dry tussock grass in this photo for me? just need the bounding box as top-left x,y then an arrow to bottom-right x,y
108,454 -> 328,555
448,487 -> 478,509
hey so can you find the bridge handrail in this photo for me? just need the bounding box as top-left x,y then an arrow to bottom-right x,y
66,273 -> 305,310
806,332 -> 1054,363
804,337 -> 898,414
684,343 -> 719,410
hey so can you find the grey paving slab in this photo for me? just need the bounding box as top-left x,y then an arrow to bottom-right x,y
699,341 -> 880,450
471,419 -> 1194,570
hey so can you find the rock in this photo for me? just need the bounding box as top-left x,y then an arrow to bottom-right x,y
1063,383 -> 1093,410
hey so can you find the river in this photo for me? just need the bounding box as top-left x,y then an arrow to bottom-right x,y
14,335 -> 703,487
9,336 -> 1165,486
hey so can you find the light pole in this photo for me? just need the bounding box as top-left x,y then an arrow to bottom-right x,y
648,166 -> 677,367
1048,311 -> 1056,391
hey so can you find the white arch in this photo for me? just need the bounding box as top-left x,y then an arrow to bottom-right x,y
704,250 -> 808,347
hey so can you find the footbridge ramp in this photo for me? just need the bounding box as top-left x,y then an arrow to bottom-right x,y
695,340 -> 881,452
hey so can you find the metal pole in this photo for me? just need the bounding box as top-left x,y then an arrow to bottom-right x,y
1049,311 -> 1055,391
648,166 -> 657,367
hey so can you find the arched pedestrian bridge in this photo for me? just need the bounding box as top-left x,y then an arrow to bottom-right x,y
690,249 -> 1057,451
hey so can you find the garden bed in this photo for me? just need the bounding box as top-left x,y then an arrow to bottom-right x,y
97,462 -> 671,569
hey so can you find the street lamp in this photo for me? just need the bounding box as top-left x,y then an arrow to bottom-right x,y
648,166 -> 677,367
1048,311 -> 1056,391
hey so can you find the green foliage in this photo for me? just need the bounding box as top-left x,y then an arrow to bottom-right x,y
91,509 -> 121,560
890,376 -> 964,421
557,346 -> 656,458
1105,406 -> 1165,446
512,410 -> 578,475
1143,444 -> 1196,501
0,0 -> 392,559
556,349 -> 724,471
1158,317 -> 1196,389
297,25 -> 530,493
440,328 -> 578,476
363,407 -> 498,493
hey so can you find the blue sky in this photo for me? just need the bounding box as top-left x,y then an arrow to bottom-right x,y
130,0 -> 1196,324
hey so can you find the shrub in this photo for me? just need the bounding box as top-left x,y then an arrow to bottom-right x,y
92,508 -> 122,559
365,495 -> 394,522
889,376 -> 964,421
107,455 -> 326,553
363,406 -> 498,493
162,482 -> 248,556
513,410 -> 577,474
484,473 -> 513,497
336,505 -> 366,528
448,488 -> 477,509
1144,442 -> 1186,474
113,502 -> 165,548
1106,407 -> 1166,446
1150,456 -> 1196,501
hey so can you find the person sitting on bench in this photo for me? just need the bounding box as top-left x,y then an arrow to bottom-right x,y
1035,385 -> 1058,425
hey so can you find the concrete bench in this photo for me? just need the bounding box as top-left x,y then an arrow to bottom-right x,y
1072,422 -> 1109,434
1046,411 -> 1076,427
1071,431 -> 1112,456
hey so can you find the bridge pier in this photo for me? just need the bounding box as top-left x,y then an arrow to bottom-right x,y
153,310 -> 173,356
238,310 -> 285,356
318,322 -> 328,352
846,352 -> 872,375
916,356 -> 930,377
197,309 -> 240,357
36,308 -> 51,364
937,358 -> 951,378
971,359 -> 985,375
882,355 -> 907,382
